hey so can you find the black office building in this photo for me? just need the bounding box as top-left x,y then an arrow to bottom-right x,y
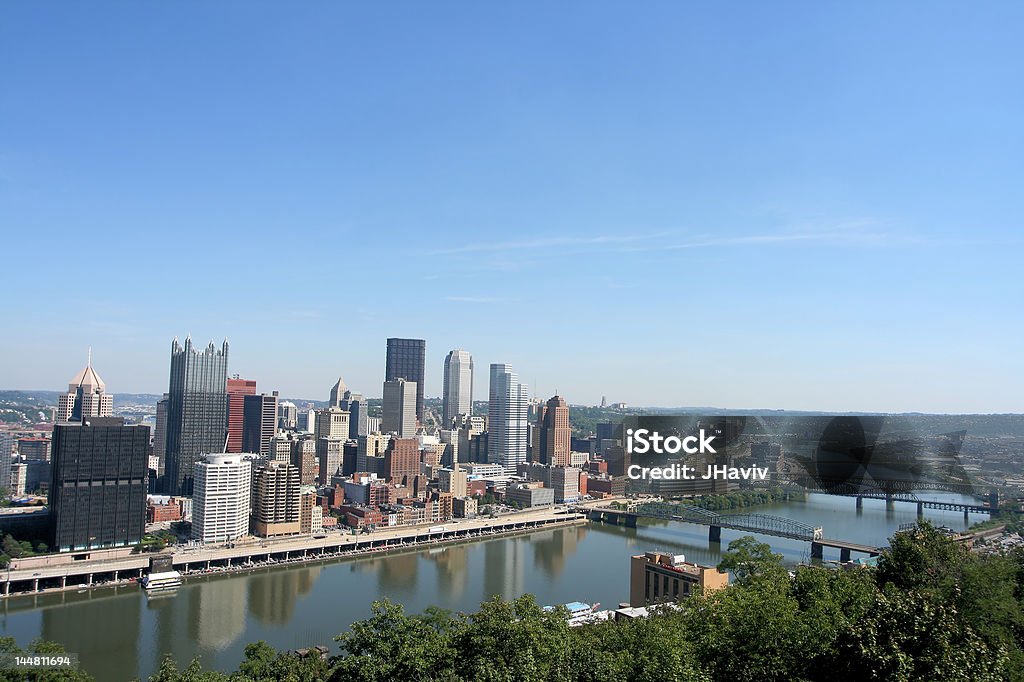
49,417 -> 149,552
385,338 -> 425,421
164,336 -> 229,495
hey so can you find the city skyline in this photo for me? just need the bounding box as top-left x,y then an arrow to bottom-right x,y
2,3 -> 1022,413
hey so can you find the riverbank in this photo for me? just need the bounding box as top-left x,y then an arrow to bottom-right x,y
1,511 -> 588,599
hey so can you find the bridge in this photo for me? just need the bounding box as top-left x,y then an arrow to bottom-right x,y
586,502 -> 822,542
777,474 -> 999,519
583,501 -> 885,561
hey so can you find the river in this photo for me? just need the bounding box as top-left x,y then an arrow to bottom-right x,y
0,493 -> 988,681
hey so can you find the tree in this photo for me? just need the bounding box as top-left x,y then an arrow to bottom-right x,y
717,536 -> 785,585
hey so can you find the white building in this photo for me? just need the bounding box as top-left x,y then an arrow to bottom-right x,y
192,454 -> 253,543
382,378 -> 417,437
442,349 -> 474,427
488,363 -> 529,473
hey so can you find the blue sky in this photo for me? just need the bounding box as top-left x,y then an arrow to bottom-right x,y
2,2 -> 1021,412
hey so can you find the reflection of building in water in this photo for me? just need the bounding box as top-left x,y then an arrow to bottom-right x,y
191,576 -> 248,650
483,537 -> 525,600
42,591 -> 141,682
247,566 -> 317,625
425,543 -> 469,601
530,526 -> 582,577
377,551 -> 419,598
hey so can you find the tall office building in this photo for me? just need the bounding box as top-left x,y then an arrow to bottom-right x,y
192,454 -> 252,543
243,392 -> 279,458
0,433 -> 14,499
165,337 -> 229,496
56,353 -> 114,423
153,394 -> 168,461
442,349 -> 474,427
488,364 -> 529,473
537,395 -> 572,467
314,407 -> 349,483
250,460 -> 301,537
49,417 -> 148,552
329,377 -> 348,408
340,391 -> 367,438
290,438 -> 318,485
385,338 -> 425,421
278,401 -> 298,430
225,378 -> 257,453
382,378 -> 417,437
383,437 -> 419,486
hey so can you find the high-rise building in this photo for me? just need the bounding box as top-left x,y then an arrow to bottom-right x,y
382,379 -> 417,437
56,353 -> 114,423
488,364 -> 529,473
243,392 -> 279,458
329,377 -> 348,408
192,454 -> 252,543
442,349 -> 474,427
225,378 -> 257,453
299,486 -> 323,534
340,391 -> 367,438
314,406 -> 349,483
629,552 -> 728,607
278,401 -> 298,430
49,417 -> 148,552
383,437 -> 419,486
153,394 -> 169,463
165,337 -> 229,495
537,395 -> 572,467
290,437 -> 318,485
250,460 -> 301,537
385,338 -> 425,421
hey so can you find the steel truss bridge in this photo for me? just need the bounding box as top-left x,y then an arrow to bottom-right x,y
617,501 -> 823,542
777,475 -> 997,515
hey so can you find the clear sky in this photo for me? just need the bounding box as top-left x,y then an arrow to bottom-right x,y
1,2 -> 1021,413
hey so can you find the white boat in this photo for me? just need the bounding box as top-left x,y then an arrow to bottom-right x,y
142,570 -> 182,591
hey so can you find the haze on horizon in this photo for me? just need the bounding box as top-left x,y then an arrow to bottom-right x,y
1,2 -> 1021,414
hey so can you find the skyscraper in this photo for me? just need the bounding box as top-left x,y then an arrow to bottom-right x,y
442,349 -> 474,427
250,460 -> 301,537
49,417 -> 149,552
340,391 -> 367,438
382,378 -> 417,437
192,454 -> 251,543
242,392 -> 278,457
488,364 -> 529,473
385,338 -> 425,421
329,377 -> 348,408
225,377 -> 257,453
165,337 -> 229,496
314,406 -> 349,483
56,352 -> 113,423
537,395 -> 572,467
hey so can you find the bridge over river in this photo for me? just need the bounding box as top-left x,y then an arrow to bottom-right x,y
581,501 -> 881,562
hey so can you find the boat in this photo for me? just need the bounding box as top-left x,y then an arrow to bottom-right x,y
142,570 -> 182,592
544,601 -> 606,626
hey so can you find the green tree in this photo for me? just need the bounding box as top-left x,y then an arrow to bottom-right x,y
717,536 -> 785,585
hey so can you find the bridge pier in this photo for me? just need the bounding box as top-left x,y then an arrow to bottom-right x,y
855,496 -> 863,510
811,542 -> 823,560
709,526 -> 721,543
917,502 -> 924,518
840,548 -> 851,562
885,494 -> 894,509
625,515 -> 637,528
964,510 -> 970,523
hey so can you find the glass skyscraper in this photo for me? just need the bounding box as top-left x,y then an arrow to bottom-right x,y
164,336 -> 229,495
488,363 -> 529,473
385,338 -> 425,421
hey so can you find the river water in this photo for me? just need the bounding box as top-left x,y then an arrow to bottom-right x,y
0,493 -> 987,681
